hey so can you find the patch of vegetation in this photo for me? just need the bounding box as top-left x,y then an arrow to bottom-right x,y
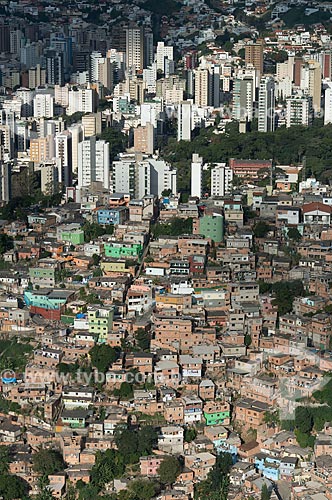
0,338 -> 34,371
162,123 -> 332,190
143,0 -> 181,16
281,8 -> 331,28
151,218 -> 193,238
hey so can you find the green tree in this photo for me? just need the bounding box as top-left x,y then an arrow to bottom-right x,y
195,452 -> 232,500
35,487 -> 54,500
137,426 -> 158,456
135,328 -> 150,351
115,427 -> 139,464
128,479 -> 156,500
83,222 -> 106,242
92,254 -> 101,266
271,280 -> 305,315
158,456 -> 181,485
91,449 -> 125,489
0,474 -> 30,499
118,381 -> 133,399
287,227 -> 302,241
184,427 -> 197,443
261,483 -> 271,500
77,482 -> 101,500
244,334 -> 252,347
89,344 -> 118,373
0,234 -> 14,254
98,128 -> 127,162
32,449 -> 65,476
152,218 -> 193,238
0,446 -> 9,474
295,406 -> 313,434
253,221 -> 270,238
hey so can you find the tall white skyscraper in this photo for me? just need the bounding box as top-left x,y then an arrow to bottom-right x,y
156,42 -> 174,73
33,93 -> 54,118
16,88 -> 34,117
67,85 -> 97,115
78,137 -> 110,190
68,123 -> 83,174
191,153 -> 203,198
90,51 -> 103,81
90,52 -> 113,91
177,101 -> 192,141
324,83 -> 332,125
126,26 -> 144,72
211,163 -> 233,197
112,157 -> 136,196
258,76 -> 275,133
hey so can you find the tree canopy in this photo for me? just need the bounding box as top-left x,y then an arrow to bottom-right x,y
195,452 -> 233,500
89,344 -> 118,373
32,449 -> 65,476
151,218 -> 193,238
115,425 -> 158,465
161,122 -> 332,191
0,474 -> 30,500
158,456 -> 181,485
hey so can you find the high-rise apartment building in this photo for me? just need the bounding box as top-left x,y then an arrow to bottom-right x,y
78,137 -> 110,190
177,101 -> 192,141
324,83 -> 332,125
67,85 -> 98,115
45,51 -> 64,86
194,68 -> 210,107
144,31 -> 154,69
286,95 -> 313,128
0,25 -> 10,53
321,50 -> 332,79
156,42 -> 174,73
258,76 -> 275,133
308,61 -> 322,113
16,88 -> 34,117
301,61 -> 321,112
245,42 -> 264,75
134,123 -> 155,155
33,93 -> 54,118
232,76 -> 254,122
191,153 -> 203,198
68,123 -> 83,174
126,26 -> 144,72
28,65 -> 46,89
112,155 -> 176,198
90,52 -> 114,91
211,163 -> 233,197
55,130 -> 72,186
30,136 -> 55,163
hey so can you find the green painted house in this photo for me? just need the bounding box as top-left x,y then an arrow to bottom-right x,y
88,305 -> 114,343
204,403 -> 230,426
59,228 -> 85,245
199,215 -> 224,243
61,409 -> 91,428
104,242 -> 143,259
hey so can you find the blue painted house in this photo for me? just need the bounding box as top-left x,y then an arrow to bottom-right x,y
96,207 -> 128,226
255,453 -> 281,481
